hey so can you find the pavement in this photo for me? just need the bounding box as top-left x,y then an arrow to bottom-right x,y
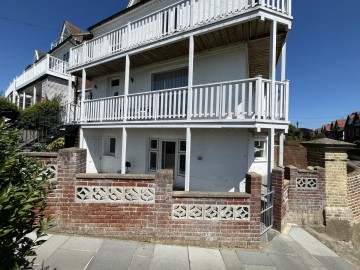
30,225 -> 359,270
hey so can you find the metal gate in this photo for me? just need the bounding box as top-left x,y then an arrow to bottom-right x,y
260,187 -> 274,235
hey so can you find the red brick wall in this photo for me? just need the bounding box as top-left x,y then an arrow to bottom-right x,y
272,166 -> 325,228
23,152 -> 58,165
46,148 -> 261,248
348,167 -> 360,223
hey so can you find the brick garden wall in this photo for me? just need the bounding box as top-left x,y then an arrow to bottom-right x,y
23,152 -> 58,165
272,166 -> 325,231
45,148 -> 261,248
348,166 -> 360,223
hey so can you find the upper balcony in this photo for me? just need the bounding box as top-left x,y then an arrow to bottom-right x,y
5,55 -> 69,97
69,0 -> 292,71
79,77 -> 289,127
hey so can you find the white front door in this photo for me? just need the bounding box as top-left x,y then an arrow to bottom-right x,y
87,136 -> 102,173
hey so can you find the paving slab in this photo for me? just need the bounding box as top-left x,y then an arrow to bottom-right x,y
309,267 -> 328,270
42,249 -> 94,270
263,235 -> 296,255
133,242 -> 155,257
33,235 -> 69,267
87,239 -> 138,270
236,250 -> 274,266
129,255 -> 152,270
268,253 -> 311,270
288,242 -> 324,268
243,265 -> 277,270
220,249 -> 245,270
60,236 -> 103,252
289,226 -> 338,257
150,244 -> 190,270
188,246 -> 226,270
314,256 -> 357,270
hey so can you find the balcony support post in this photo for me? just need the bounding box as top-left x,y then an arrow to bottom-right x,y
187,35 -> 194,120
269,20 -> 277,120
124,54 -> 130,121
81,69 -> 86,122
22,92 -> 26,109
267,127 -> 275,191
281,39 -> 287,82
121,127 -> 127,175
12,81 -> 16,103
67,73 -> 73,123
185,127 -> 191,191
278,130 -> 285,167
33,86 -> 37,105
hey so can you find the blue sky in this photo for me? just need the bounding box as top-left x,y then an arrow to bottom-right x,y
0,0 -> 359,130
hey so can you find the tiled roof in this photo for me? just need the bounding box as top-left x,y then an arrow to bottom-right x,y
335,119 -> 346,129
64,20 -> 88,35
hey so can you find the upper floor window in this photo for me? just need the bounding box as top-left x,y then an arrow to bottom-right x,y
151,68 -> 188,91
63,52 -> 69,62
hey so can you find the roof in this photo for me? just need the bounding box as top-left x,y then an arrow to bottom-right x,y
322,124 -> 331,132
88,0 -> 152,31
64,20 -> 87,36
335,119 -> 346,129
302,138 -> 355,148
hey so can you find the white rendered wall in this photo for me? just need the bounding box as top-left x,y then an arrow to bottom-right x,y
91,45 -> 248,97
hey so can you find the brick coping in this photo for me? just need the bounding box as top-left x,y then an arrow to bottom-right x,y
76,173 -> 155,180
172,191 -> 250,198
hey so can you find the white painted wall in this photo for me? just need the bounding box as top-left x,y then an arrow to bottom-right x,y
91,44 -> 248,97
51,43 -> 73,62
82,127 -> 260,192
247,132 -> 268,185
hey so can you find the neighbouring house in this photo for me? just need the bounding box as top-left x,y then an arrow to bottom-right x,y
345,112 -> 360,143
332,119 -> 346,140
321,124 -> 332,139
66,0 -> 292,192
4,21 -> 90,110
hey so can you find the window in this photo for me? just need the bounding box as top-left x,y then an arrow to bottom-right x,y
63,52 -> 69,62
178,140 -> 186,176
151,68 -> 188,91
148,139 -> 159,171
104,137 -> 116,156
254,139 -> 267,160
111,79 -> 119,87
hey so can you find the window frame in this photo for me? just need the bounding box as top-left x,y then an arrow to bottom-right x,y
253,136 -> 267,162
151,67 -> 188,91
177,139 -> 186,176
148,138 -> 159,172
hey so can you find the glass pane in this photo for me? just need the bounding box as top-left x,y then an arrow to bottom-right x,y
254,141 -> 265,158
111,79 -> 119,87
110,138 -> 116,154
162,141 -> 176,169
149,152 -> 157,171
179,140 -> 186,152
179,154 -> 186,175
150,139 -> 158,150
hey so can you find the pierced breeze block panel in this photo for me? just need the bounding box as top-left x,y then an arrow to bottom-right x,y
172,205 -> 250,221
296,178 -> 317,189
76,186 -> 155,203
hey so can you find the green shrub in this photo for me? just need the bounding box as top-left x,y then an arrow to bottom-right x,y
19,99 -> 60,130
353,140 -> 360,148
0,121 -> 54,269
47,137 -> 65,152
0,98 -> 20,122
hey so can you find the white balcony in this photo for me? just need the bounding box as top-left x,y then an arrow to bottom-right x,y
5,55 -> 69,97
81,77 -> 289,124
69,0 -> 292,69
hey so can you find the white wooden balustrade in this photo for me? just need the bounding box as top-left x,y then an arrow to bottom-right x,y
81,78 -> 289,123
5,55 -> 69,94
69,0 -> 292,68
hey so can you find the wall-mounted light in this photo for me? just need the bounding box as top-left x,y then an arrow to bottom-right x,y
197,156 -> 202,160
131,77 -> 134,83
94,85 -> 98,89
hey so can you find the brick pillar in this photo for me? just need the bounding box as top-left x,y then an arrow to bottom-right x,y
302,138 -> 355,240
246,172 -> 262,242
272,167 -> 288,232
48,148 -> 86,227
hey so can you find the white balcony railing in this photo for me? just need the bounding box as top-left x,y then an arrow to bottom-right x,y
81,77 -> 289,123
5,55 -> 69,97
69,0 -> 292,68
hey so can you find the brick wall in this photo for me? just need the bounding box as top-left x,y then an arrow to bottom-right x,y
272,166 -> 325,230
46,148 -> 261,248
348,166 -> 360,223
23,152 -> 58,165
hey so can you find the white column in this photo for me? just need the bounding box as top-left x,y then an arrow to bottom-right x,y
281,40 -> 287,82
124,54 -> 130,122
121,127 -> 127,174
33,86 -> 37,105
81,69 -> 86,122
67,73 -> 73,123
16,93 -> 20,107
185,127 -> 191,191
269,20 -> 277,119
79,128 -> 84,148
22,92 -> 26,109
187,35 -> 194,120
12,84 -> 15,103
267,128 -> 275,190
279,131 -> 285,166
